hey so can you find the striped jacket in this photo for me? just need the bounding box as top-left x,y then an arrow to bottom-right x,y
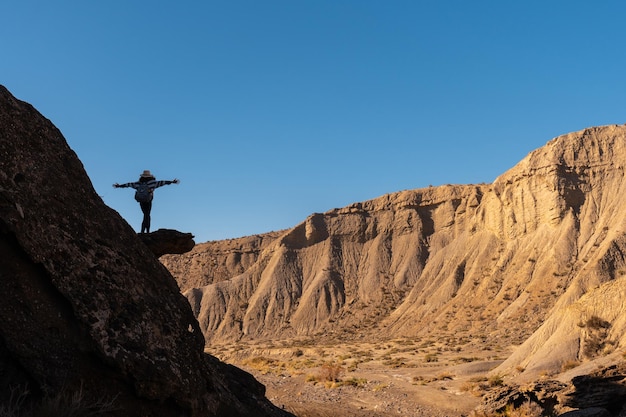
116,180 -> 176,202
116,179 -> 175,191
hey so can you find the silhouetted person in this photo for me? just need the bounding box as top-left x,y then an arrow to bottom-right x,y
113,170 -> 179,233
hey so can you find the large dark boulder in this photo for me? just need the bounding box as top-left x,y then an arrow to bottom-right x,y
0,85 -> 293,417
139,228 -> 196,257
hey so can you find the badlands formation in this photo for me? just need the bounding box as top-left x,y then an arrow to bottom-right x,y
3,79 -> 625,415
162,124 -> 626,415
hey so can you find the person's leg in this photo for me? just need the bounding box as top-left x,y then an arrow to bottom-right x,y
140,201 -> 152,233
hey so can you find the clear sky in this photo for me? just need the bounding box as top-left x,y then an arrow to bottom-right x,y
3,1 -> 626,242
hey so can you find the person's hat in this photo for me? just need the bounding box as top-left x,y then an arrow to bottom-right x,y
140,170 -> 153,178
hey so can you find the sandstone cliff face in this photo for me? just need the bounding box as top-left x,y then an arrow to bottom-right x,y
165,124 -> 626,378
162,231 -> 282,292
0,85 -> 292,417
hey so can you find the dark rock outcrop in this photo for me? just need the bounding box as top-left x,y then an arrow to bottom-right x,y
476,362 -> 626,416
561,363 -> 626,415
476,380 -> 567,416
0,85 -> 293,416
139,228 -> 195,257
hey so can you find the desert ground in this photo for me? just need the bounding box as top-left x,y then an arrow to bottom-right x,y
206,336 -> 515,417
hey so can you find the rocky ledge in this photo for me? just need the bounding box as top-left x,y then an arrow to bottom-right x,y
138,228 -> 195,257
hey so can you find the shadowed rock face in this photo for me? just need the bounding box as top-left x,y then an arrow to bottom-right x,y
0,85 -> 293,417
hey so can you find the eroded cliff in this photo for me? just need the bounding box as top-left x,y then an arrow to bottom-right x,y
164,124 -> 626,380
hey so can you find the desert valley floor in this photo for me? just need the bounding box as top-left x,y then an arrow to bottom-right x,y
206,336 -> 512,417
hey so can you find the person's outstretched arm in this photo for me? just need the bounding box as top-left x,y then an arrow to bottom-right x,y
113,182 -> 138,189
149,179 -> 180,189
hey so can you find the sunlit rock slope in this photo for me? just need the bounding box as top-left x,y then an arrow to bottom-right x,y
163,124 -> 626,379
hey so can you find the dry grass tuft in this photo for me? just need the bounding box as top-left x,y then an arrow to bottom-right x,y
0,384 -> 118,417
487,374 -> 504,387
317,362 -> 344,382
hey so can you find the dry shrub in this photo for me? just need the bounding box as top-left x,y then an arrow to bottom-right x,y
372,383 -> 388,392
412,376 -> 425,385
242,356 -> 279,374
382,357 -> 407,368
560,359 -> 580,371
578,316 -> 612,358
586,315 -> 610,329
460,381 -> 486,397
317,362 -> 344,382
505,401 -> 543,417
337,377 -> 367,388
470,401 -> 543,417
435,371 -> 454,380
488,374 -> 504,387
424,353 -> 438,362
454,356 -> 479,363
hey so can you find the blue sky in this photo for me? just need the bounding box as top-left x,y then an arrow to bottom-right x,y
3,1 -> 626,242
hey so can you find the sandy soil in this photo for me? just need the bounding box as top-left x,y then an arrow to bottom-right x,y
206,337 -> 508,417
